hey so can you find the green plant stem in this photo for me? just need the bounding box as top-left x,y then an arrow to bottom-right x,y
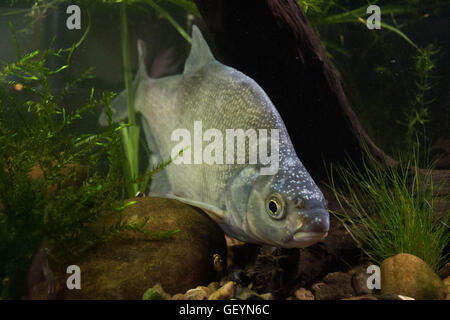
147,0 -> 192,43
120,1 -> 135,125
120,1 -> 139,196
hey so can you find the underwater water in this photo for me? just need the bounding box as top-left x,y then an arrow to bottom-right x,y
0,0 -> 448,303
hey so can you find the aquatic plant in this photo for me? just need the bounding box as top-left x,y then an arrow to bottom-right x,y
298,0 -> 418,48
298,0 -> 447,155
329,144 -> 449,272
0,30 -> 177,299
118,0 -> 141,197
403,45 -> 438,151
2,0 -> 194,197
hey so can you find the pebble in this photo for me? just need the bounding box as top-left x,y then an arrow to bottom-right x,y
351,268 -> 373,295
444,276 -> 450,300
294,288 -> 314,300
208,281 -> 220,293
171,293 -> 186,300
185,286 -> 210,300
439,263 -> 450,279
260,293 -> 273,300
142,283 -> 171,300
343,294 -> 415,300
311,272 -> 354,300
342,295 -> 378,300
209,281 -> 236,300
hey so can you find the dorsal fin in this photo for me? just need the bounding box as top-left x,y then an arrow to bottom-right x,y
184,25 -> 215,74
137,39 -> 149,80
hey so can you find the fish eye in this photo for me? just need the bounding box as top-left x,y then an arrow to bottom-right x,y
265,193 -> 285,220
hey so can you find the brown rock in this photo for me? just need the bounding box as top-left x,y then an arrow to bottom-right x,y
185,286 -> 210,300
311,272 -> 355,300
343,293 -> 414,300
294,288 -> 314,300
377,294 -> 415,300
311,282 -> 326,292
351,267 -> 373,295
207,282 -> 220,293
171,293 -> 186,300
208,281 -> 235,300
260,293 -> 273,300
430,170 -> 450,220
381,253 -> 446,300
438,263 -> 450,279
444,276 -> 450,300
30,197 -> 226,299
342,295 -> 378,300
324,271 -> 352,284
431,140 -> 450,169
198,286 -> 211,296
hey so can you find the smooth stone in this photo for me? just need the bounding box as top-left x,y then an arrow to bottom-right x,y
344,294 -> 414,300
30,197 -> 226,299
311,272 -> 354,300
381,253 -> 446,300
171,293 -> 186,300
207,281 -> 220,293
438,263 -> 450,279
294,288 -> 314,300
444,276 -> 450,300
260,292 -> 273,300
351,267 -> 373,295
185,286 -> 210,300
342,295 -> 378,300
208,281 -> 235,300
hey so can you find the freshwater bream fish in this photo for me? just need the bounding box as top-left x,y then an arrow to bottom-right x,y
99,26 -> 329,248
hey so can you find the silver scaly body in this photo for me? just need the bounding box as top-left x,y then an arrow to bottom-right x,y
100,26 -> 329,248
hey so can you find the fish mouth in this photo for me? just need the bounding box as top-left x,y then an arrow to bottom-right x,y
283,231 -> 328,248
284,199 -> 329,248
293,231 -> 328,242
